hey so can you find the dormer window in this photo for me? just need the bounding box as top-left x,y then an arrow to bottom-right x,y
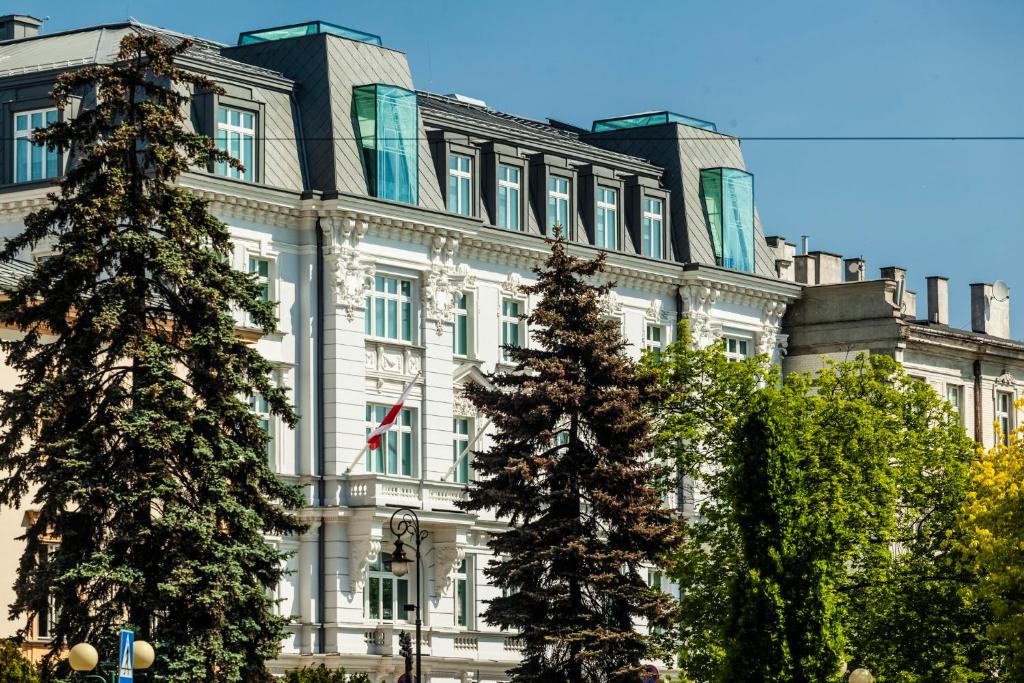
642,197 -> 664,258
699,168 -> 754,273
547,176 -> 570,237
497,164 -> 521,230
215,106 -> 255,182
595,186 -> 618,250
448,153 -> 472,215
13,108 -> 59,182
353,84 -> 419,205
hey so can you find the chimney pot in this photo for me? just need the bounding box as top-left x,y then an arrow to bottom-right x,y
971,283 -> 1011,338
926,276 -> 949,325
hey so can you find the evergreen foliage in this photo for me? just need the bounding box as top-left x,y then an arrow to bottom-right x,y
0,639 -> 39,683
460,236 -> 682,682
0,34 -> 304,682
650,339 -> 995,682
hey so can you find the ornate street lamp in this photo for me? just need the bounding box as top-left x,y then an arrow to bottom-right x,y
389,507 -> 428,683
69,639 -> 155,682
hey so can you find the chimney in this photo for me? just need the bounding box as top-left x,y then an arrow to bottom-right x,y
809,251 -> 843,284
926,276 -> 949,325
800,235 -> 809,255
794,254 -> 813,285
880,266 -> 907,308
765,236 -> 795,281
844,257 -> 866,282
971,283 -> 1011,338
902,290 -> 918,319
0,15 -> 43,41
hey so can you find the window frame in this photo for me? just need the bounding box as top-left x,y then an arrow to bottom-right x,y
364,274 -> 416,343
198,90 -> 266,184
497,163 -> 524,231
722,335 -> 751,362
455,556 -> 473,629
500,297 -> 526,363
945,383 -> 964,424
995,390 -> 1015,445
642,195 -> 665,259
645,324 -> 664,358
215,104 -> 258,182
245,251 -> 278,328
11,106 -> 60,184
546,174 -> 572,238
364,551 -> 410,623
36,542 -> 58,640
365,402 -> 416,476
595,185 -> 619,250
452,416 -> 473,484
448,151 -> 474,216
452,290 -> 473,358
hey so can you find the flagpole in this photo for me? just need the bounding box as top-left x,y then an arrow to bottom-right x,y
350,372 -> 421,475
442,418 -> 491,482
344,442 -> 369,475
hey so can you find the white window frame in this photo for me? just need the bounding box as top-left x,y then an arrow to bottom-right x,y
995,390 -> 1014,445
453,291 -> 472,358
455,557 -> 473,628
547,176 -> 570,237
723,336 -> 751,362
246,254 -> 276,327
452,416 -> 472,484
36,542 -> 58,640
448,153 -> 473,216
365,275 -> 415,343
497,164 -> 522,230
13,107 -> 60,183
215,105 -> 256,182
645,324 -> 664,358
945,383 -> 964,424
501,298 -> 525,362
365,552 -> 409,623
595,186 -> 618,250
365,403 -> 416,476
642,196 -> 664,258
248,392 -> 273,461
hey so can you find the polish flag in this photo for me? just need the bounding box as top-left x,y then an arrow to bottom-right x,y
367,372 -> 420,450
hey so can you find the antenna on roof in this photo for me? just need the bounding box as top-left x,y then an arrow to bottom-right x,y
993,280 -> 1010,302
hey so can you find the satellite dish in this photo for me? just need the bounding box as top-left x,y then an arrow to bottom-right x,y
846,261 -> 861,275
993,280 -> 1010,302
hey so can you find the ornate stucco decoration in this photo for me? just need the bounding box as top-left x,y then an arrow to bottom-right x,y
348,531 -> 382,593
432,542 -> 466,597
995,373 -> 1017,387
757,301 -> 788,357
452,387 -> 476,418
680,284 -> 722,348
423,235 -> 471,336
599,290 -> 624,318
644,298 -> 671,324
502,272 -> 526,297
323,216 -> 375,321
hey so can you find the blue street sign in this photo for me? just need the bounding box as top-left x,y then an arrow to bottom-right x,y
640,664 -> 659,683
118,629 -> 134,683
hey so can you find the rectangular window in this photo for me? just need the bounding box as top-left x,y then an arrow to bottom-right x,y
353,84 -> 419,204
647,569 -> 664,592
14,108 -> 59,183
946,384 -> 963,422
501,299 -> 523,362
448,153 -> 473,215
365,553 -> 409,622
452,417 -> 471,484
723,337 -> 750,362
455,558 -> 471,628
700,168 -> 755,272
497,164 -> 521,230
453,292 -> 470,357
249,257 -> 271,303
546,176 -> 570,236
215,106 -> 255,182
642,197 -> 664,258
364,276 -> 413,342
595,186 -> 618,250
248,393 -> 272,458
645,324 -> 664,359
996,391 -> 1014,445
37,543 -> 57,639
365,404 -> 414,476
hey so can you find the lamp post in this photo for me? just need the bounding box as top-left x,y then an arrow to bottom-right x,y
848,668 -> 875,683
68,639 -> 155,682
389,507 -> 427,683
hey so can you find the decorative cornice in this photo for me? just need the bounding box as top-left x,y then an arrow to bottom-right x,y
422,235 -> 470,336
432,542 -> 466,597
322,216 -> 375,322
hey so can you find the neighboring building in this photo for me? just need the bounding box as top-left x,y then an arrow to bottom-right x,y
0,15 -> 799,680
781,248 -> 1024,449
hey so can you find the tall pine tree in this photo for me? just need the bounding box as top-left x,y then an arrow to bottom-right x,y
0,34 -> 304,682
460,237 -> 681,682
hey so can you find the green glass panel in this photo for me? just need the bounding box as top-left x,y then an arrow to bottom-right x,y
15,114 -> 28,131
369,577 -> 380,619
401,302 -> 411,341
720,169 -> 754,272
401,433 -> 411,475
457,579 -> 467,626
364,297 -> 371,334
375,299 -> 385,337
382,578 -> 393,620
699,169 -> 724,265
388,432 -> 398,473
238,21 -> 382,46
387,300 -> 398,339
591,111 -> 717,133
386,277 -> 397,294
396,579 -> 408,620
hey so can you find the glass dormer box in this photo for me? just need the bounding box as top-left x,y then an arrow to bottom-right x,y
353,84 -> 419,205
699,168 -> 755,273
591,111 -> 717,133
238,21 -> 382,46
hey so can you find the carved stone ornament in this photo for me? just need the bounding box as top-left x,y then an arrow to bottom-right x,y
349,536 -> 381,593
452,386 -> 476,417
995,372 -> 1017,386
680,284 -> 722,348
757,301 -> 788,356
502,271 -> 525,297
599,290 -> 623,318
432,542 -> 466,597
323,217 -> 375,322
645,298 -> 671,323
423,235 -> 470,336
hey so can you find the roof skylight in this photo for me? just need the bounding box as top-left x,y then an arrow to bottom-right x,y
238,21 -> 382,47
591,111 -> 717,133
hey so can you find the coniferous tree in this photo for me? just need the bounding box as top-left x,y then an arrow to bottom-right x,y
460,236 -> 681,683
0,34 -> 304,682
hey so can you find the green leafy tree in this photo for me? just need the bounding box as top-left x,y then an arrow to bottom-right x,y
0,34 -> 304,682
460,236 -> 682,683
283,664 -> 372,683
0,639 -> 39,683
653,344 -> 992,682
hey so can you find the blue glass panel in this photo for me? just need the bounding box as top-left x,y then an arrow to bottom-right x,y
376,85 -> 418,204
15,139 -> 28,182
591,111 -> 717,133
699,168 -> 754,272
238,21 -> 382,46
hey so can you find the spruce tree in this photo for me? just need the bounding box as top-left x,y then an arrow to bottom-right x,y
0,35 -> 304,682
460,236 -> 681,682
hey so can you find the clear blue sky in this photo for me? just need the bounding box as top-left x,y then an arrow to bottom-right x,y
23,0 -> 1024,336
